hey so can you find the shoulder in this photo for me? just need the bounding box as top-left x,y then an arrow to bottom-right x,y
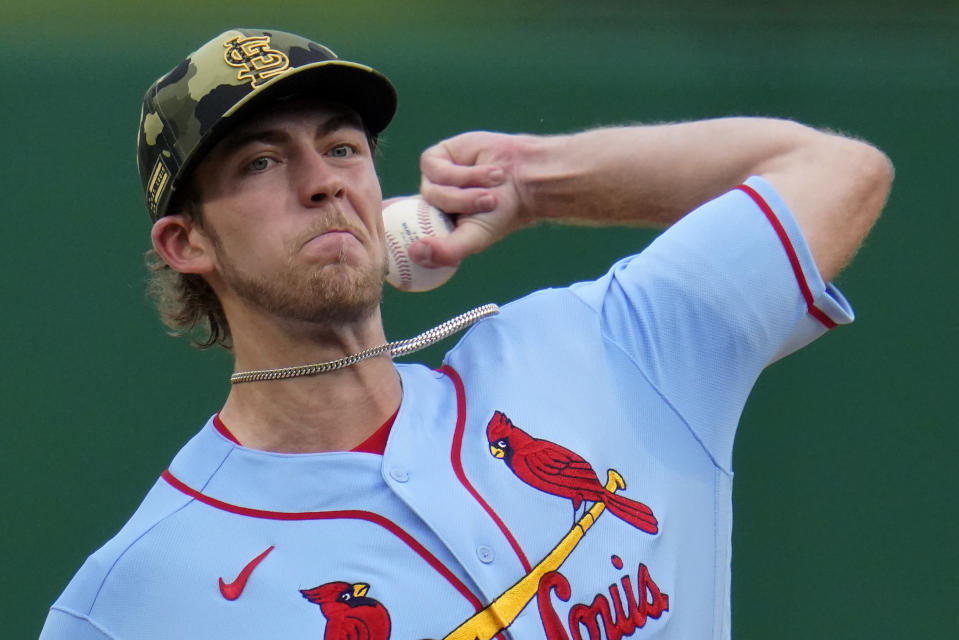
446,287 -> 601,357
47,477 -> 193,623
46,422 -> 229,627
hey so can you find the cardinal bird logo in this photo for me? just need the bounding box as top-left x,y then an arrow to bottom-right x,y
301,581 -> 392,640
486,411 -> 658,535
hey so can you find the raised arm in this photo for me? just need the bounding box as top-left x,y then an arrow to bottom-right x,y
417,118 -> 892,281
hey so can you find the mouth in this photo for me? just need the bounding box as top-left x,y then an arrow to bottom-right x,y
294,209 -> 373,264
301,224 -> 364,247
301,229 -> 349,248
298,210 -> 371,253
299,231 -> 366,264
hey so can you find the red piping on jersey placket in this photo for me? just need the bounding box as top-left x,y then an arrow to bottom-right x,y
212,414 -> 242,444
160,469 -> 484,612
735,184 -> 837,329
440,364 -> 533,573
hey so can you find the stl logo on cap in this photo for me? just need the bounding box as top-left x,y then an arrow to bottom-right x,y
223,35 -> 291,87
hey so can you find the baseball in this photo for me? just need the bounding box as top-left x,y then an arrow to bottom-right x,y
383,196 -> 458,292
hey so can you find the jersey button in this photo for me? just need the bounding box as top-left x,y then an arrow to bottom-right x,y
389,467 -> 409,482
476,545 -> 495,564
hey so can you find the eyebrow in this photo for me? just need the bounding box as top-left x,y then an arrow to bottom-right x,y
220,112 -> 367,156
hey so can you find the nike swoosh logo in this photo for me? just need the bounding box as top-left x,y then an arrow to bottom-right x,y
219,545 -> 275,601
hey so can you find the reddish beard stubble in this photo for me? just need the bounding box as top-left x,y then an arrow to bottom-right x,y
207,210 -> 388,326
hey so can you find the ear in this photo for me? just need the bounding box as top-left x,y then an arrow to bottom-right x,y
151,215 -> 216,275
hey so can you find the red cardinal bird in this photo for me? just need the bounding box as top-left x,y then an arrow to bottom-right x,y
300,581 -> 391,640
486,411 -> 658,535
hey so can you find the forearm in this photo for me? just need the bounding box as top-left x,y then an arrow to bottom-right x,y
417,117 -> 891,278
517,118 -> 834,226
515,118 -> 892,279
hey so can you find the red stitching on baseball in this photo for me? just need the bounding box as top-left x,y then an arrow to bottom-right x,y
386,233 -> 412,288
416,199 -> 436,237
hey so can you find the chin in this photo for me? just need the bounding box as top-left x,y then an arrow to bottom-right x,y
219,245 -> 387,326
304,276 -> 384,325
239,264 -> 384,326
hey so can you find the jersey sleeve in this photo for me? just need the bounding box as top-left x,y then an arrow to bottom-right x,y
40,608 -> 116,639
568,176 -> 853,469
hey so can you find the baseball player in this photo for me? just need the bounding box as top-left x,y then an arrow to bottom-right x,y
40,28 -> 891,640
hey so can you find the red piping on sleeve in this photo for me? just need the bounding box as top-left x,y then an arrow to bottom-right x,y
439,365 -> 533,573
735,184 -> 837,329
160,469 -> 484,611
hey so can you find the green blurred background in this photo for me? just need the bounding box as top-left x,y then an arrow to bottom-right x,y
3,1 -> 956,637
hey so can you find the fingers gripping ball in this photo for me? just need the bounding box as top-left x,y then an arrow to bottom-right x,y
383,197 -> 458,292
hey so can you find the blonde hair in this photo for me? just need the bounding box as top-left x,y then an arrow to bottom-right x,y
144,195 -> 232,350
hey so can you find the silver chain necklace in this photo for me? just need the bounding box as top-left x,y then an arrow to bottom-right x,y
230,303 -> 500,385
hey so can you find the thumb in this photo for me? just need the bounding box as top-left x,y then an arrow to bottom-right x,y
409,222 -> 491,268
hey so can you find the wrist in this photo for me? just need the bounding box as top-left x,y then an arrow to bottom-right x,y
513,133 -> 572,223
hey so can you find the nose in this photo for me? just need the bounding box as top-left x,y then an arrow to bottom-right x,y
296,150 -> 345,207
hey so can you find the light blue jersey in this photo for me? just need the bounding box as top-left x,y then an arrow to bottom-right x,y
42,177 -> 853,639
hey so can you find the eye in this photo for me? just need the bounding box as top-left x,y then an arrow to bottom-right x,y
497,439 -> 508,448
330,144 -> 355,158
339,592 -> 352,601
248,156 -> 274,172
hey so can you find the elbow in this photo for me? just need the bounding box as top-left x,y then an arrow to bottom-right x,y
848,139 -> 894,227
866,144 -> 894,209
870,145 -> 895,191
798,135 -> 894,281
816,139 -> 893,280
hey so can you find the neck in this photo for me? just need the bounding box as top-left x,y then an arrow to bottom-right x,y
218,307 -> 402,454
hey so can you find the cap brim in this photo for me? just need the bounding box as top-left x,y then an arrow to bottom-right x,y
172,60 -> 396,199
224,60 -> 397,135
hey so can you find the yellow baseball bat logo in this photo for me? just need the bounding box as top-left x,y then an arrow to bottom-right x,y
442,469 -> 626,640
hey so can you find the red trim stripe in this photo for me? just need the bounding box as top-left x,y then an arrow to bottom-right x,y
212,413 -> 242,445
439,365 -> 532,572
214,411 -> 399,454
160,469 -> 483,611
351,408 -> 399,454
735,184 -> 837,329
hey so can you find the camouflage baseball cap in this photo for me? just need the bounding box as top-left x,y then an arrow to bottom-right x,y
137,28 -> 397,221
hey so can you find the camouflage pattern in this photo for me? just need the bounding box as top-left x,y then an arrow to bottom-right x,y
137,28 -> 397,221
